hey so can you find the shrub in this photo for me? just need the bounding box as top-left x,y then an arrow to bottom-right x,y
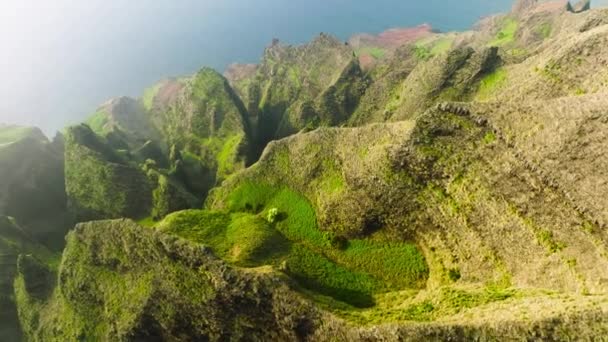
266,208 -> 279,223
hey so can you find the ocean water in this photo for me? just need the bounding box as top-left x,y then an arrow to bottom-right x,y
1,0 -> 520,134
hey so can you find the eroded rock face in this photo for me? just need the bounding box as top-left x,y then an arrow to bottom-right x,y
0,216 -> 57,342
7,4 -> 608,340
0,126 -> 69,249
15,219 -> 608,341
16,219 -> 326,341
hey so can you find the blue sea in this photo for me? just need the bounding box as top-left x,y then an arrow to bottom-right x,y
1,1 -> 520,134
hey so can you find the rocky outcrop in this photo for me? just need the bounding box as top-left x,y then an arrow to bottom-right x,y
87,97 -> 161,145
0,216 -> 57,342
147,68 -> 252,187
64,124 -> 153,221
235,34 -> 369,154
0,126 -> 69,249
14,218 -> 608,341
16,219 -> 326,341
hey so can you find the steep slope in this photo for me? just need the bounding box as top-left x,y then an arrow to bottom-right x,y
0,125 -> 69,249
15,219 -> 326,341
7,1 -> 608,340
144,68 -> 252,191
0,216 -> 58,342
14,218 -> 608,341
86,96 -> 161,145
232,34 -> 369,153
64,124 -> 153,221
211,100 -> 608,288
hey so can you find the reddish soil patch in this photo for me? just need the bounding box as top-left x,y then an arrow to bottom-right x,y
156,80 -> 184,108
224,63 -> 258,84
349,24 -> 434,50
358,54 -> 376,70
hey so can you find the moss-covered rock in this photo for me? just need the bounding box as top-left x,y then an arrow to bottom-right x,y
86,96 -> 161,145
237,34 -> 369,153
64,124 -> 153,221
16,219 -> 327,341
145,68 -> 252,195
0,125 -> 70,250
0,216 -> 58,342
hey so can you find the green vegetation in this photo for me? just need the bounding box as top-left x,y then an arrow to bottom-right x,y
287,245 -> 378,307
215,134 -> 245,181
430,38 -> 454,55
323,285 -> 518,325
476,68 -> 507,101
536,229 -> 566,254
413,45 -> 432,60
159,210 -> 289,266
412,37 -> 454,61
537,22 -> 552,39
85,110 -> 110,134
142,82 -> 162,111
266,207 -> 279,223
0,126 -> 41,145
219,182 -> 428,306
539,60 -> 563,83
64,125 -> 153,221
483,131 -> 497,144
356,47 -> 387,59
489,17 -> 519,46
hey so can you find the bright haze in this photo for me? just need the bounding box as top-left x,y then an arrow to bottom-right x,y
0,0 -> 549,135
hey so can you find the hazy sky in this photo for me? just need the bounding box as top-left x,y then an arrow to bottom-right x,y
2,0 -> 604,135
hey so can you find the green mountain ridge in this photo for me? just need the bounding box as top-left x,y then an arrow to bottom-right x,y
3,1 -> 608,340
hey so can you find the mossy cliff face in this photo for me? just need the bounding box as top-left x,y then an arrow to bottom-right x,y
86,96 -> 161,145
14,218 -> 608,341
7,3 -> 608,340
0,125 -> 69,249
206,101 -> 608,330
0,216 -> 58,342
15,219 -> 330,341
231,34 -> 369,152
146,68 -> 251,188
64,124 -> 153,221
66,69 -> 252,223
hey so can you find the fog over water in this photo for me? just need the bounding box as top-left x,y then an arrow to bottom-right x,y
2,0 -> 602,135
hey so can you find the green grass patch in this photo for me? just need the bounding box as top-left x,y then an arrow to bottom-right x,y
136,216 -> 156,228
489,17 -> 519,46
159,210 -> 289,267
356,47 -> 387,60
412,36 -> 454,61
287,245 -> 377,307
142,83 -> 162,111
476,68 -> 507,101
536,229 -> 566,254
223,182 -> 429,305
0,126 -> 39,145
537,22 -> 552,39
216,134 -> 244,181
86,110 -> 110,134
413,45 -> 432,61
327,285 -> 517,325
